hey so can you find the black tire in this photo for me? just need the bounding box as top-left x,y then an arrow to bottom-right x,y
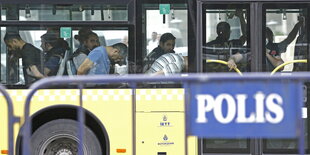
30,119 -> 102,155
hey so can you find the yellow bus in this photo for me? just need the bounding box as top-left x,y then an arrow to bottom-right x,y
0,0 -> 309,154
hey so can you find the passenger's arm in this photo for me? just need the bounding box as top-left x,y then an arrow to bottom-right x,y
27,65 -> 45,79
151,70 -> 165,76
281,20 -> 303,46
266,51 -> 284,68
77,58 -> 94,75
227,53 -> 243,70
44,67 -> 51,76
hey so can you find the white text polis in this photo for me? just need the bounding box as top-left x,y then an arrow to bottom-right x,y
196,91 -> 284,124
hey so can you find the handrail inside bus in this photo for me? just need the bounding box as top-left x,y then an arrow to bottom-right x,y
206,59 -> 243,75
270,59 -> 308,75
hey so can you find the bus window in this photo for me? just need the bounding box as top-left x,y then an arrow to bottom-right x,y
264,6 -> 308,73
72,29 -> 129,75
0,27 -> 129,85
142,4 -> 188,74
203,4 -> 250,73
2,4 -> 128,21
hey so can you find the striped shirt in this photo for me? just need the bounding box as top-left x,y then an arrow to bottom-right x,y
145,53 -> 184,75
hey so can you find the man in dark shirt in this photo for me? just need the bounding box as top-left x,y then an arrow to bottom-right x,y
204,9 -> 247,72
41,32 -> 69,76
143,33 -> 176,73
4,33 -> 44,85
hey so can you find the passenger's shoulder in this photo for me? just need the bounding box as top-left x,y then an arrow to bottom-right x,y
24,43 -> 41,52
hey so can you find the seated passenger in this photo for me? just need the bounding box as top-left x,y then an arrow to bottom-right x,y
74,27 -> 92,49
41,32 -> 70,76
143,33 -> 176,73
77,43 -> 128,75
204,9 -> 247,72
145,53 -> 185,76
4,32 -> 44,85
72,31 -> 100,70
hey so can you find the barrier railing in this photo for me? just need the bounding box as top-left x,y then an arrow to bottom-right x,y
22,73 -> 310,155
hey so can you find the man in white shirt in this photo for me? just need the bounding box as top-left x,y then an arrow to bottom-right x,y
147,32 -> 159,55
145,53 -> 185,75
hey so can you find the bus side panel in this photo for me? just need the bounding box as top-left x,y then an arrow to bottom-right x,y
0,95 -> 9,154
4,89 -> 133,155
136,88 -> 197,154
83,89 -> 133,154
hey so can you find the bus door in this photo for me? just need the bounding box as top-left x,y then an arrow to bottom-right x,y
200,2 -> 251,154
135,0 -> 193,155
262,2 -> 310,154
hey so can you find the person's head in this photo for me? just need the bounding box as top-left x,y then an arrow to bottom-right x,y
4,32 -> 25,51
83,32 -> 100,51
41,32 -> 69,52
159,33 -> 176,53
74,27 -> 92,44
46,27 -> 60,38
151,32 -> 158,41
108,43 -> 128,65
216,22 -> 231,41
266,27 -> 274,43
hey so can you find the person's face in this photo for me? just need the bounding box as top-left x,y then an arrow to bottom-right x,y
40,40 -> 48,52
84,34 -> 100,50
223,30 -> 230,41
152,32 -> 157,40
266,28 -> 274,43
110,48 -> 124,64
219,28 -> 231,41
5,40 -> 20,51
266,32 -> 273,43
160,39 -> 175,52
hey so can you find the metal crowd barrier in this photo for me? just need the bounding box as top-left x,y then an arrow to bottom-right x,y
22,73 -> 310,155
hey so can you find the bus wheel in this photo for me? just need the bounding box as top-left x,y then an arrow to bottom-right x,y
30,119 -> 102,155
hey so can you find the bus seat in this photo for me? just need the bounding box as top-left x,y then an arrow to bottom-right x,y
56,50 -> 70,76
66,60 -> 77,76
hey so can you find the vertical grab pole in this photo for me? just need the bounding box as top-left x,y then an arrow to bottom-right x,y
129,82 -> 137,155
183,82 -> 190,155
298,81 -> 305,155
78,83 -> 85,155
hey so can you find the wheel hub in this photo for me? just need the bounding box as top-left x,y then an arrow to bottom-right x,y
56,148 -> 73,155
40,136 -> 81,155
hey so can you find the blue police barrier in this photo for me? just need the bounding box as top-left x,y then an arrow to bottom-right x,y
188,80 -> 302,138
21,73 -> 308,155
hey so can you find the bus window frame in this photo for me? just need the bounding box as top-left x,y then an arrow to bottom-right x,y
202,3 -> 251,73
135,0 -> 193,74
